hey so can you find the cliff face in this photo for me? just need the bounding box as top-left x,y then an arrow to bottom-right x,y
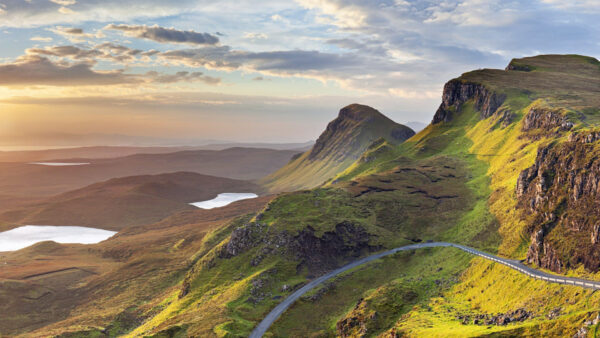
517,130 -> 600,272
432,79 -> 506,124
522,107 -> 573,133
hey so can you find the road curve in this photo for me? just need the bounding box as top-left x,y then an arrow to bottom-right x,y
249,242 -> 600,338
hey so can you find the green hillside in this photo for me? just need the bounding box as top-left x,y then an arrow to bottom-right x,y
7,55 -> 600,337
260,104 -> 415,192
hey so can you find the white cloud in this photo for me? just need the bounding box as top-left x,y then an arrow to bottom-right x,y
297,0 -> 368,28
425,0 -> 520,27
58,6 -> 75,15
48,26 -> 104,42
30,36 -> 53,42
244,32 -> 268,40
50,0 -> 77,5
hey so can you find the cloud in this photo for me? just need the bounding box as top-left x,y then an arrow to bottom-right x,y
26,43 -> 150,64
146,71 -> 221,85
0,0 -> 201,28
58,6 -> 75,14
49,26 -> 104,42
244,32 -> 268,40
0,52 -> 221,87
105,24 -> 219,45
297,0 -> 368,28
49,0 -> 77,5
27,45 -> 102,60
425,0 -> 520,27
31,36 -> 53,42
0,55 -> 138,86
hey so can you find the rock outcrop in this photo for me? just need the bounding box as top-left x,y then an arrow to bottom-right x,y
517,130 -> 600,272
432,79 -> 506,124
522,106 -> 573,133
457,308 -> 533,326
219,220 -> 379,274
505,59 -> 533,72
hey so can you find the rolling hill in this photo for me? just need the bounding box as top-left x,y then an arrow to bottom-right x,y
0,172 -> 261,231
0,147 -> 298,199
261,104 -> 415,192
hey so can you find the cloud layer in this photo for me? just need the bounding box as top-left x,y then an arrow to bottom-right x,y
1,0 -> 599,144
105,24 -> 219,45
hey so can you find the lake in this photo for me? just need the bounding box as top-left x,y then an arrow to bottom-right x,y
0,225 -> 117,252
29,162 -> 91,166
190,193 -> 258,209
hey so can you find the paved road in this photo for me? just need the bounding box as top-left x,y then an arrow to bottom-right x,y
249,242 -> 600,338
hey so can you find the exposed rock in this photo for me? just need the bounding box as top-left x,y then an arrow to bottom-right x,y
219,219 -> 379,275
289,222 -> 379,273
573,326 -> 588,338
336,298 -> 373,337
178,281 -> 190,299
547,307 -> 562,319
458,308 -> 533,326
432,79 -> 506,124
568,130 -> 600,144
219,222 -> 267,258
247,269 -> 278,305
505,60 -> 533,72
496,108 -> 515,128
522,106 -> 573,134
517,133 -> 600,272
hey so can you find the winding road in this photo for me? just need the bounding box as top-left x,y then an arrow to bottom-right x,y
250,241 -> 600,338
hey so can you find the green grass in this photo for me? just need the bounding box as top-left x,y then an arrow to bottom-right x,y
122,55 -> 600,337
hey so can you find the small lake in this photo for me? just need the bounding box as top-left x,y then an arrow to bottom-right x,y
190,193 -> 259,209
29,162 -> 91,166
0,225 -> 117,252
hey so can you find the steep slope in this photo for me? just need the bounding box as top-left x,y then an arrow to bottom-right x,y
261,104 -> 415,192
0,172 -> 261,231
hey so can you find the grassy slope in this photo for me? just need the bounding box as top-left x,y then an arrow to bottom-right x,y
8,55 -> 600,337
266,55 -> 600,337
123,100 -> 500,336
382,55 -> 600,336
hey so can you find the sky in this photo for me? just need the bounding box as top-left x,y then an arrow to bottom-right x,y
0,0 -> 599,146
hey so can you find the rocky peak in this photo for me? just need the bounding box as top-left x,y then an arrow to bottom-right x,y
432,79 -> 506,124
308,104 -> 415,161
